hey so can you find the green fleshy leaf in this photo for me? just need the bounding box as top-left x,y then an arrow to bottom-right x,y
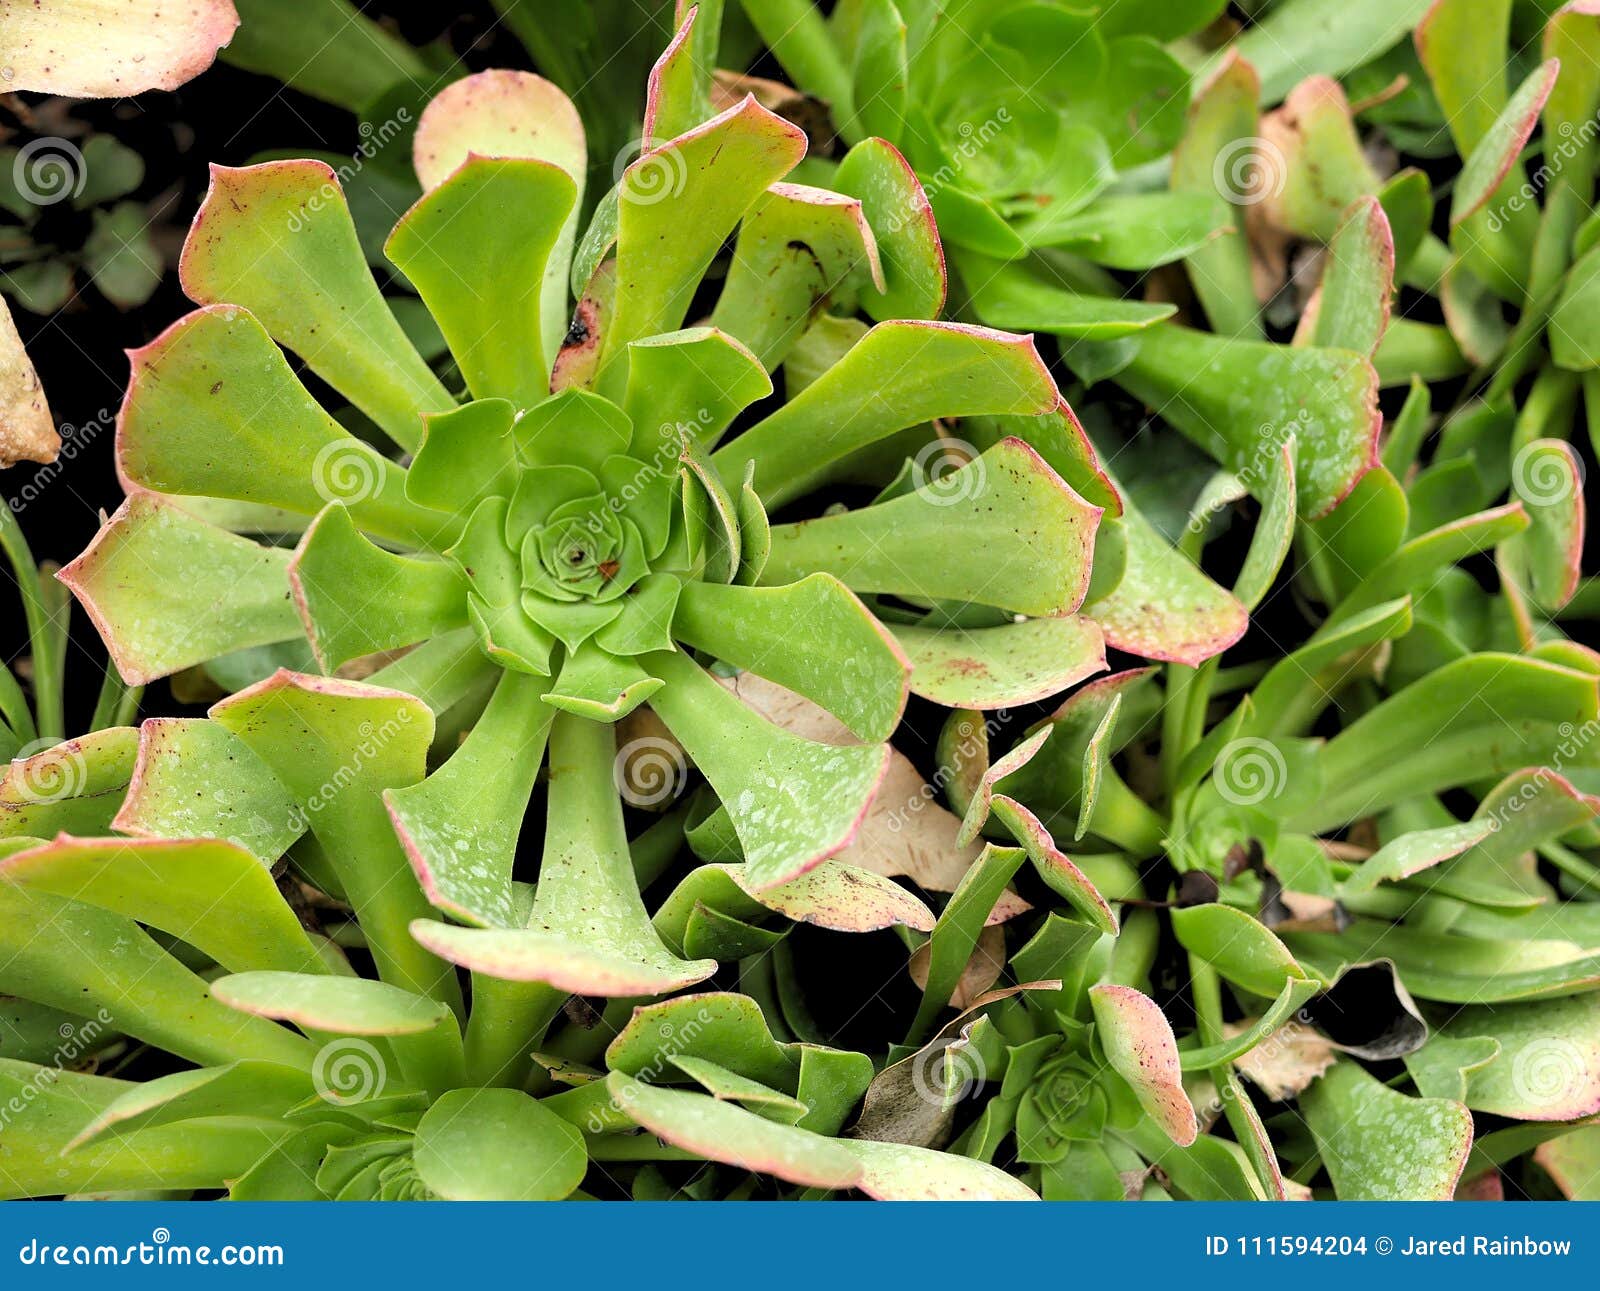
674,575 -> 909,742
907,843 -> 1025,1039
182,162 -> 452,451
546,646 -> 663,720
1232,438 -> 1298,611
1090,984 -> 1198,1147
1451,59 -> 1559,229
1302,1059 -> 1472,1200
0,728 -> 138,840
66,1061 -> 314,1152
622,328 -> 771,458
607,993 -> 799,1091
1289,654 -> 1599,832
832,137 -> 946,321
83,203 -> 163,308
1108,323 -> 1377,518
604,1072 -> 863,1188
1171,904 -> 1319,997
646,649 -> 889,889
600,96 -> 807,383
387,157 -> 576,409
716,321 -> 1055,509
764,438 -> 1098,617
711,184 -> 880,369
0,882 -> 313,1069
450,498 -> 557,675
1414,0 -> 1510,157
1169,51 -> 1262,339
1286,920 -> 1600,1003
58,493 -> 300,685
211,673 -> 459,1009
412,70 -> 587,363
410,711 -> 715,995
1021,193 -> 1227,270
117,307 -> 445,549
0,836 -> 323,975
406,399 -> 520,520
655,861 -> 935,949
111,717 -> 307,863
1503,439 -> 1584,610
642,7 -> 705,144
0,1061 -> 289,1201
291,504 -> 470,672
1300,197 -> 1393,357
666,1055 -> 808,1123
1087,488 -> 1246,666
962,255 -> 1176,339
386,669 -> 553,928
1433,995 -> 1600,1121
894,614 -> 1104,710
413,1087 -> 585,1200
841,1137 -> 1039,1200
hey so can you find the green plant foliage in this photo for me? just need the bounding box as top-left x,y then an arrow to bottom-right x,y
0,0 -> 1595,1206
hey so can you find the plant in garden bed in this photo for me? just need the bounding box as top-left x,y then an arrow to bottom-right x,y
0,11 -> 1120,1200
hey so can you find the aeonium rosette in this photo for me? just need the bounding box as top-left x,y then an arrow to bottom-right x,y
56,8 -> 1107,1080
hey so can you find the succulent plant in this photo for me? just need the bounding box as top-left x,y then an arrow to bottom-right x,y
2,0 -> 1598,1208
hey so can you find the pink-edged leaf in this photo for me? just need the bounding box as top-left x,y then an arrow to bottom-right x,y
647,649 -> 890,889
413,69 -> 585,194
893,615 -> 1105,710
59,492 -> 299,685
988,796 -> 1117,934
181,163 -> 451,452
0,0 -> 238,97
956,725 -> 1052,846
1296,196 -> 1394,357
1451,59 -> 1561,226
604,1072 -> 863,1189
841,1138 -> 1039,1200
1090,984 -> 1199,1146
833,136 -> 947,322
1439,995 -> 1600,1121
0,834 -> 322,976
1088,502 -> 1248,666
